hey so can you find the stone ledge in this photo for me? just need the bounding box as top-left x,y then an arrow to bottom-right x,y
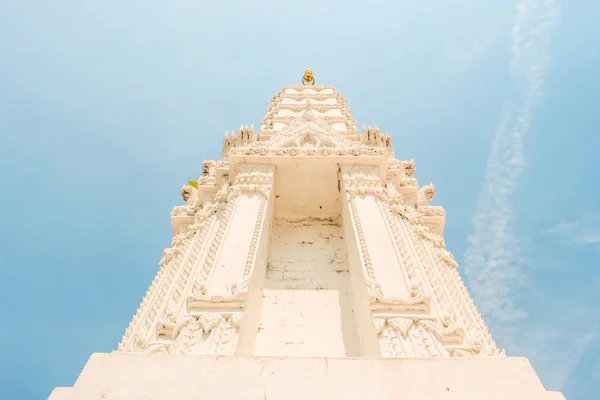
48,353 -> 566,400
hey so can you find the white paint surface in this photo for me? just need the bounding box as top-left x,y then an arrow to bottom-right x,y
253,218 -> 360,357
354,196 -> 410,299
49,353 -> 566,400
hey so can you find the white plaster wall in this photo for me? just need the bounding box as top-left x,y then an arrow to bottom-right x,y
253,218 -> 360,357
273,160 -> 340,220
206,194 -> 263,297
49,353 -> 566,400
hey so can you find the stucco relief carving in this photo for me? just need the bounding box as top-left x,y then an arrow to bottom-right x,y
342,165 -> 385,198
117,224 -> 196,352
137,339 -> 172,354
361,125 -> 393,150
238,195 -> 268,292
213,175 -> 231,204
372,314 -> 493,359
418,183 -> 436,206
378,200 -> 426,296
385,179 -> 403,203
180,185 -> 196,203
256,106 -> 360,149
191,189 -> 240,297
373,188 -> 501,355
419,206 -> 446,217
346,196 -> 384,300
370,283 -> 431,313
198,160 -> 218,186
386,195 -> 457,267
436,247 -> 458,268
399,177 -> 418,187
234,164 -> 275,196
374,317 -> 449,358
387,196 -> 499,354
231,99 -> 387,156
171,313 -> 242,356
135,313 -> 242,356
341,166 -> 432,313
402,159 -> 416,177
223,125 -> 257,156
171,185 -> 200,217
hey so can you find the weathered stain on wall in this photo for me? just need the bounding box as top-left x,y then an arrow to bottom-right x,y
254,218 -> 360,357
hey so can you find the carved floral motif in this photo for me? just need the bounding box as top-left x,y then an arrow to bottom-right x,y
171,313 -> 242,356
399,177 -> 418,187
419,206 -> 446,217
375,317 -> 449,358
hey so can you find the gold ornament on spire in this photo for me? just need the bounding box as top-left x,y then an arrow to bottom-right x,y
302,69 -> 315,85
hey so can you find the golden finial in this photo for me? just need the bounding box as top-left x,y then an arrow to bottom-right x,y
302,69 -> 315,85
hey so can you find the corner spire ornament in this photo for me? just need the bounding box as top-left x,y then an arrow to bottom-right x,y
302,69 -> 315,85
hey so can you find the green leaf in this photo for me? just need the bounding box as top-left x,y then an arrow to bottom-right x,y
187,180 -> 198,189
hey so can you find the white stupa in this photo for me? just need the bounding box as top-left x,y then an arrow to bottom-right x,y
49,71 -> 565,400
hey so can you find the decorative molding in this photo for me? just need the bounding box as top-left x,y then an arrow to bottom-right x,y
377,197 -> 430,305
191,188 -> 240,297
419,205 -> 446,217
384,194 -> 499,355
346,195 -> 384,300
418,183 -> 436,206
172,313 -> 242,356
370,286 -> 431,313
234,164 -> 275,196
372,313 -> 486,359
374,316 -> 449,358
117,227 -> 194,352
341,167 -> 430,312
399,177 -> 418,187
232,103 -> 385,157
231,147 -> 389,157
239,196 -> 269,291
342,165 -> 385,198
186,292 -> 246,312
134,312 -> 244,356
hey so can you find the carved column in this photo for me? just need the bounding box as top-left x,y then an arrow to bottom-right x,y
175,164 -> 275,356
340,165 -> 439,358
118,164 -> 275,356
361,165 -> 499,358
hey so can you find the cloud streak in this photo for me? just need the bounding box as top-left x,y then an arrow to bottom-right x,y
464,0 -> 559,331
543,215 -> 600,246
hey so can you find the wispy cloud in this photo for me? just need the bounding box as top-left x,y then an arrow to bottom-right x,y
518,325 -> 599,392
464,0 -> 559,329
543,215 -> 600,246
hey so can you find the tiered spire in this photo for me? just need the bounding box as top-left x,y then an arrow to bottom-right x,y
259,85 -> 358,137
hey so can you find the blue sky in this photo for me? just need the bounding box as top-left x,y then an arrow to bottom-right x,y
1,1 -> 598,399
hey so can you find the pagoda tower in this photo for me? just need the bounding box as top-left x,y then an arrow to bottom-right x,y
49,72 -> 565,400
